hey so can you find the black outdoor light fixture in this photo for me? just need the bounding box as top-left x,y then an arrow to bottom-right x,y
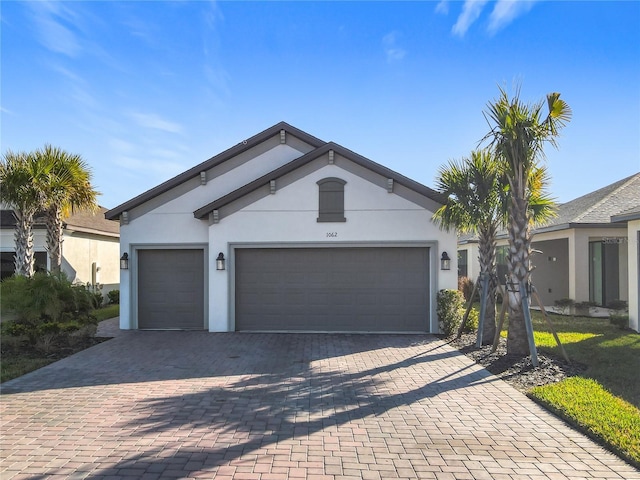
440,251 -> 451,271
120,252 -> 129,270
216,252 -> 226,271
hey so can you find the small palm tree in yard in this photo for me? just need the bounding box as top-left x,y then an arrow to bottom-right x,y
0,146 -> 99,278
433,149 -> 503,344
36,145 -> 99,275
0,151 -> 50,277
483,87 -> 571,355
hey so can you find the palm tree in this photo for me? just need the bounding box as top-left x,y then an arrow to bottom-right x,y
433,149 -> 503,344
0,151 -> 50,277
35,145 -> 99,275
483,87 -> 571,355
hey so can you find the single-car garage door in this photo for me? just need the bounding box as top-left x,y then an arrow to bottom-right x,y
235,247 -> 430,332
138,249 -> 205,330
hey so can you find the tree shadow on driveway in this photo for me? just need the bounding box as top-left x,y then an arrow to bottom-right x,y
7,333 -> 507,479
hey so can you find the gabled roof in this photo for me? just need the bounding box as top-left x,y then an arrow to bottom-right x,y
542,172 -> 640,229
65,207 -> 120,237
1,207 -> 119,237
193,141 -> 445,220
105,122 -> 325,220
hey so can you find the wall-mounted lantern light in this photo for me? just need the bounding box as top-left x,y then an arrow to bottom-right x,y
216,252 -> 226,271
120,252 -> 129,270
440,251 -> 451,271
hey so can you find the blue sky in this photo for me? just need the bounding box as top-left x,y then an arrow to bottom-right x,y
2,1 -> 639,209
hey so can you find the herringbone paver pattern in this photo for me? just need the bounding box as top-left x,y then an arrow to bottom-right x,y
1,323 -> 638,479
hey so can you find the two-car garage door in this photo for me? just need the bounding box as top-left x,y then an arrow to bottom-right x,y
235,247 -> 430,332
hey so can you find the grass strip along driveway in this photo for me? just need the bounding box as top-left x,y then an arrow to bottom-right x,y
521,312 -> 640,467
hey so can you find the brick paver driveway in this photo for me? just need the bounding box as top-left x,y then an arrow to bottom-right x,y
1,322 -> 638,479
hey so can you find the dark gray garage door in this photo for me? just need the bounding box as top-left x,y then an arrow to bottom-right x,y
235,247 -> 430,332
138,249 -> 205,330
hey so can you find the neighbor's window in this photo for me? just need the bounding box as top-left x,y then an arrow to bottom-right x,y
457,250 -> 468,278
1,251 -> 48,280
317,177 -> 346,222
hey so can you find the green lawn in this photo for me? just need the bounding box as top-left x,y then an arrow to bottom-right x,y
529,312 -> 639,408
505,309 -> 640,466
94,304 -> 120,322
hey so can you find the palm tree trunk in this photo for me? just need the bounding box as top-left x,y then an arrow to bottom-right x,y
46,205 -> 64,275
478,224 -> 497,344
506,195 -> 532,355
12,209 -> 35,277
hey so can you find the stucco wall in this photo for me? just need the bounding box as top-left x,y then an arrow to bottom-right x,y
529,238 -> 570,305
628,219 -> 640,332
206,164 -> 458,334
62,232 -> 120,296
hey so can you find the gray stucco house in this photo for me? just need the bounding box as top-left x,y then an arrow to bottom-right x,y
106,122 -> 459,333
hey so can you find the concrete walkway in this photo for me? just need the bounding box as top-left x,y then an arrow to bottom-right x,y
1,321 -> 637,479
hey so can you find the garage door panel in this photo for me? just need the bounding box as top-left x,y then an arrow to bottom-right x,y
235,247 -> 429,332
138,249 -> 205,330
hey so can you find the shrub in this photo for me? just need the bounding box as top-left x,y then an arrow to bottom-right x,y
92,291 -> 104,308
0,272 -> 97,347
457,276 -> 476,302
607,300 -> 628,314
575,301 -> 597,315
554,298 -> 575,316
107,289 -> 120,305
463,307 -> 479,333
610,314 -> 629,330
437,289 -> 465,337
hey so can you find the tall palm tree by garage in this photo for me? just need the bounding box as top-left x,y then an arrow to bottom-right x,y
0,151 -> 50,277
483,87 -> 571,355
35,145 -> 99,275
433,149 -> 503,344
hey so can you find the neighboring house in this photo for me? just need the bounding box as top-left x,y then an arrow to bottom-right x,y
0,206 -> 121,297
458,173 -> 640,332
105,122 -> 458,333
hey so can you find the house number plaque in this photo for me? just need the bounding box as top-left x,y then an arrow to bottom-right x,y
326,232 -> 338,238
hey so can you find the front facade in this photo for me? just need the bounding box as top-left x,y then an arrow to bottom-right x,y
0,206 -> 120,296
106,122 -> 458,333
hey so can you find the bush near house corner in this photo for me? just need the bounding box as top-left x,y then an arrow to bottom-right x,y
437,289 -> 464,336
107,289 -> 120,305
437,288 -> 480,337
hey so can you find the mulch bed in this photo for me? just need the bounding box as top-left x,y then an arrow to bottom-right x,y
448,332 -> 587,393
2,337 -> 111,362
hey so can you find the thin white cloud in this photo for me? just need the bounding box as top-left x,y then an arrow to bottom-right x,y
488,0 -> 538,34
128,112 -> 184,134
450,0 -> 537,37
452,0 -> 490,37
382,32 -> 407,63
27,1 -> 82,57
435,1 -> 449,15
113,156 -> 184,176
